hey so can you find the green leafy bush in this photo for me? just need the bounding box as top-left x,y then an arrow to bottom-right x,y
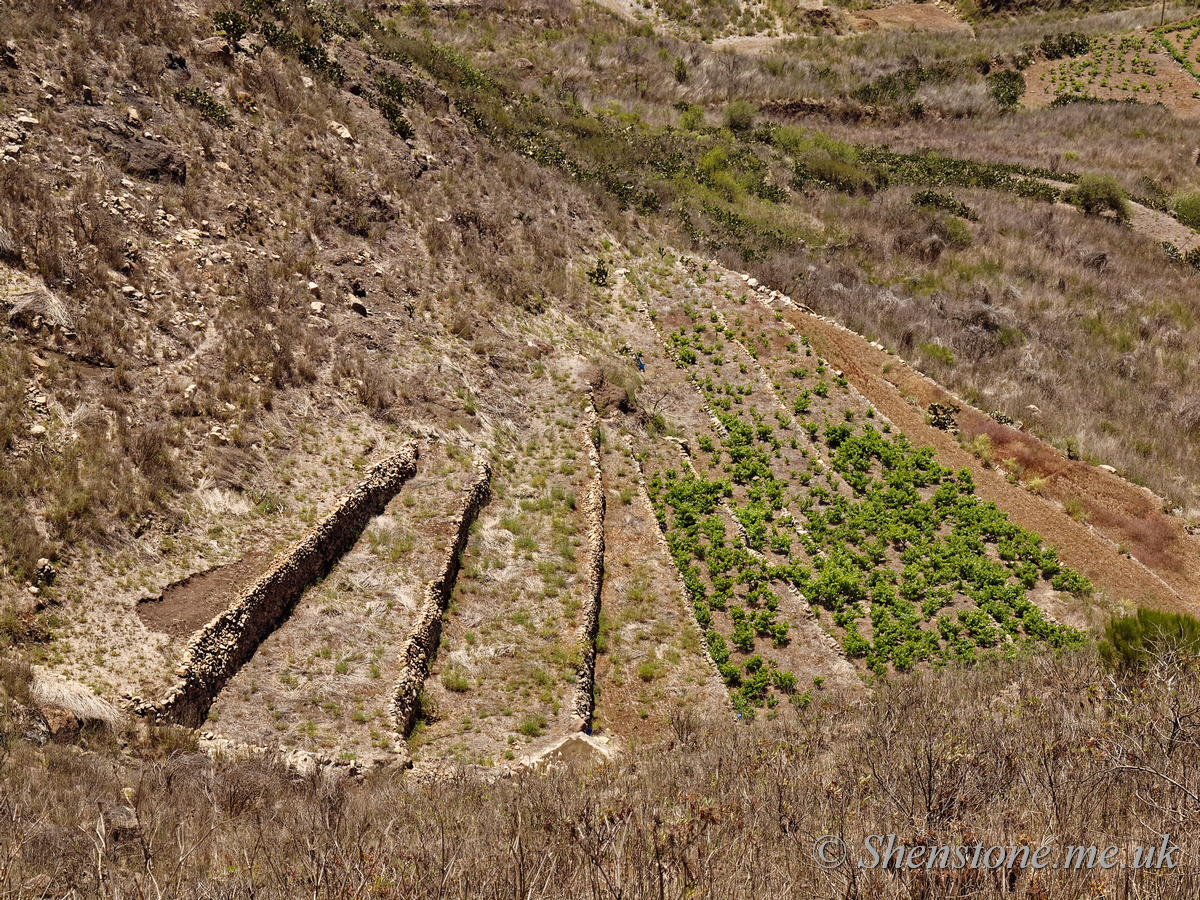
911,190 -> 977,221
986,70 -> 1025,109
938,216 -> 973,250
1175,193 -> 1200,230
174,87 -> 232,128
723,101 -> 757,135
1064,174 -> 1130,223
1040,32 -> 1090,60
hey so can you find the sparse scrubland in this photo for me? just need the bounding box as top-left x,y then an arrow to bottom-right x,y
3,0 -> 1200,894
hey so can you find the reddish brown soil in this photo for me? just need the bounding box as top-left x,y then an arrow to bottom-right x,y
137,552 -> 270,637
1024,36 -> 1200,118
851,2 -> 972,35
789,307 -> 1200,616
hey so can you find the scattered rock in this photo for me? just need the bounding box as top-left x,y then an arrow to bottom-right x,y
310,301 -> 326,315
350,300 -> 368,316
0,40 -> 16,69
29,424 -> 46,437
513,58 -> 534,71
125,106 -> 141,126
328,120 -> 354,143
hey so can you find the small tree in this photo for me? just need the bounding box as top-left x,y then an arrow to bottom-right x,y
1065,174 -> 1130,223
1100,608 -> 1200,672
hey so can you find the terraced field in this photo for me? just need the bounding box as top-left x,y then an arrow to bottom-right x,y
407,406 -> 600,766
207,441 -> 477,761
590,256 -> 1097,717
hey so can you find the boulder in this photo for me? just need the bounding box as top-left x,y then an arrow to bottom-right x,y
40,704 -> 80,743
91,131 -> 187,184
518,733 -> 613,772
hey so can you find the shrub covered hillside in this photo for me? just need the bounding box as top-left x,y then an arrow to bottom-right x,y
2,0 -> 1200,894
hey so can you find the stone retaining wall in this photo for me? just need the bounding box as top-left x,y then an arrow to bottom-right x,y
143,443 -> 419,727
569,398 -> 605,729
389,456 -> 492,738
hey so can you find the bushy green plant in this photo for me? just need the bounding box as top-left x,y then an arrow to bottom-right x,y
1040,32 -> 1090,60
173,87 -> 232,128
911,190 -> 977,221
1100,608 -> 1200,671
986,70 -> 1025,109
1065,174 -> 1130,223
723,100 -> 757,135
1175,193 -> 1200,230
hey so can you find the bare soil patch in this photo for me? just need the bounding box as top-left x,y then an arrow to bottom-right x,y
137,552 -> 270,638
851,2 -> 972,35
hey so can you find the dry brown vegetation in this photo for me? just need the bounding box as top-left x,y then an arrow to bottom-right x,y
4,648 -> 1200,898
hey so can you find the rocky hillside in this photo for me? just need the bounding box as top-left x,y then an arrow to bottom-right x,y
3,0 -> 1200,895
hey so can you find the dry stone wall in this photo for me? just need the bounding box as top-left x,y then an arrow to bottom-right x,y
569,398 -> 606,730
143,444 -> 419,727
390,456 -> 492,738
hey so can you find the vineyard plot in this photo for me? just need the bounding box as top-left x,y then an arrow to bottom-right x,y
636,264 -> 1089,714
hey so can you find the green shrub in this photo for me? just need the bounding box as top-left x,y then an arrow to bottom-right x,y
1065,174 -> 1130,223
174,87 -> 232,128
1099,608 -> 1200,671
986,70 -> 1024,109
517,714 -> 547,737
1040,32 -> 1090,60
679,105 -> 706,131
441,666 -> 470,693
723,100 -> 757,135
912,189 -> 977,221
920,343 -> 955,367
1175,193 -> 1200,230
939,216 -> 973,250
